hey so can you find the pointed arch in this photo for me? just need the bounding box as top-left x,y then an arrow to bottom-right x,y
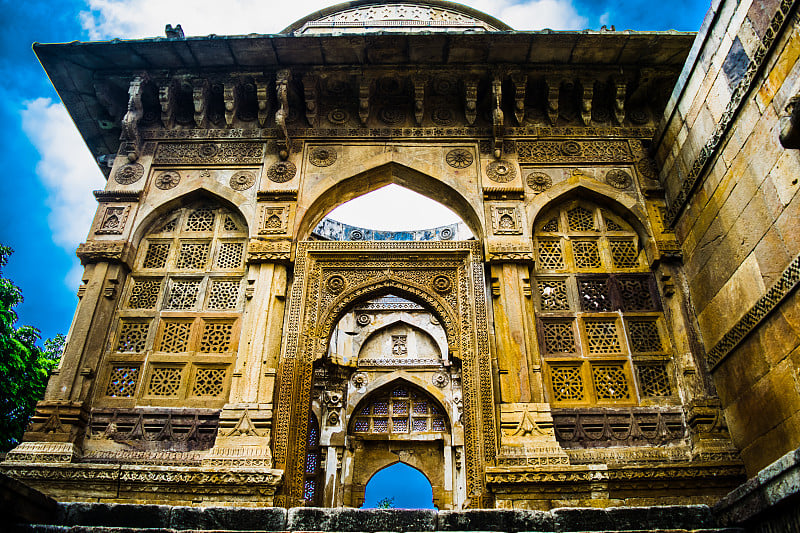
132,185 -> 253,247
317,276 -> 459,362
295,161 -> 484,241
346,373 -> 452,422
362,462 -> 435,509
357,318 -> 445,361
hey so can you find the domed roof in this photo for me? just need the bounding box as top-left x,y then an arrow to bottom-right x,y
281,0 -> 512,34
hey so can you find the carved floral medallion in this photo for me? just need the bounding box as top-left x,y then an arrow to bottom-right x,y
114,163 -> 144,185
267,161 -> 297,183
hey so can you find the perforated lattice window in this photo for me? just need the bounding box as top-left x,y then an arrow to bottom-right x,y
142,242 -> 170,269
551,365 -> 585,401
538,279 -> 570,310
106,366 -> 140,397
165,279 -> 201,310
185,207 -> 215,231
351,385 -> 446,434
592,364 -> 630,400
573,240 -> 602,268
537,239 -> 565,270
147,367 -> 182,396
627,319 -> 662,353
176,243 -> 210,269
637,364 -> 672,397
127,279 -> 161,309
191,367 -> 226,396
207,280 -> 240,309
103,202 -> 246,407
158,321 -> 192,353
585,319 -> 622,354
116,322 -> 150,353
200,322 -> 234,353
542,320 -> 576,353
610,239 -> 639,268
534,202 -> 673,406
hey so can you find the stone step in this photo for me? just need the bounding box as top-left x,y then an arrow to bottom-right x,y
10,503 -> 746,533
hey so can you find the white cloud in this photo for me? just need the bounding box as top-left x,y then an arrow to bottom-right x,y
78,0 -> 587,39
20,98 -> 105,287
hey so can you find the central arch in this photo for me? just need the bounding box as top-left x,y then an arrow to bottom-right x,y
295,161 -> 485,241
271,240 -> 495,508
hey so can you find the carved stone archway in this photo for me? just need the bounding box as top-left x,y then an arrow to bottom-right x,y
272,240 -> 496,507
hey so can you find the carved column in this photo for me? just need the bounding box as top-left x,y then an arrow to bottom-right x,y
204,242 -> 291,469
9,241 -> 134,462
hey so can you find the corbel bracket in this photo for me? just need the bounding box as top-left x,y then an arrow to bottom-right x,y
119,73 -> 149,161
275,69 -> 292,159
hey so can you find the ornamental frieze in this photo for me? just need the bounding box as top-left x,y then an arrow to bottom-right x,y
247,240 -> 292,263
153,142 -> 265,165
517,140 -> 633,163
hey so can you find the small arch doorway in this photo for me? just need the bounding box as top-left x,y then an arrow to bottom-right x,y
362,462 -> 435,509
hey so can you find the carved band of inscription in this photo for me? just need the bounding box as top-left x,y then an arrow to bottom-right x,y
517,140 -> 633,163
153,142 -> 265,164
664,0 -> 798,226
707,251 -> 800,369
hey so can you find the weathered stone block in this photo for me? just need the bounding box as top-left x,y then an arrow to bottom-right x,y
288,507 -> 437,532
58,503 -> 172,528
605,504 -> 715,530
168,506 -> 286,530
551,507 -> 615,531
438,509 -> 554,532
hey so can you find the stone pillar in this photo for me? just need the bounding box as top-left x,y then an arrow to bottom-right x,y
204,244 -> 290,471
7,242 -> 133,463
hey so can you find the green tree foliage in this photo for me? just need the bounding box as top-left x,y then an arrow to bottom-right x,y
376,497 -> 396,509
0,246 -> 63,451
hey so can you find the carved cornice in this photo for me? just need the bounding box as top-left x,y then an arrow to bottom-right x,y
93,190 -> 142,202
258,190 -> 298,202
75,241 -> 134,267
247,240 -> 292,264
707,251 -> 800,369
664,0 -> 799,226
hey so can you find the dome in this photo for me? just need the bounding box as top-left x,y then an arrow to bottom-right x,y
281,0 -> 512,35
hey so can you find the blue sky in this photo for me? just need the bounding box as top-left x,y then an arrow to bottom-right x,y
0,0 -> 711,343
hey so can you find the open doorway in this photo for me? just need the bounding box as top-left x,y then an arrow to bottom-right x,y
362,462 -> 435,509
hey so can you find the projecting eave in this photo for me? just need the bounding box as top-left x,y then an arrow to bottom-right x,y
33,30 -> 695,173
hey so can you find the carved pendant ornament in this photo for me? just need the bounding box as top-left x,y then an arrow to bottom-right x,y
267,161 -> 297,183
229,171 -> 256,191
114,163 -> 144,185
486,159 -> 516,183
154,170 -> 180,190
446,148 -> 474,168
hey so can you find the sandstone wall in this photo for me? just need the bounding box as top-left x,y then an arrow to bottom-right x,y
655,0 -> 800,474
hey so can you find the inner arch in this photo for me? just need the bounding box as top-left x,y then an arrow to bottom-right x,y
361,462 -> 435,509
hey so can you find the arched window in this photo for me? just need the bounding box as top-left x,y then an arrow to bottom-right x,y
351,384 -> 447,435
533,201 -> 674,406
99,202 -> 248,407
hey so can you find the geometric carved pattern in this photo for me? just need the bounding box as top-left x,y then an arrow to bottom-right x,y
185,207 -> 215,232
216,243 -> 243,269
351,385 -> 445,435
542,320 -> 576,353
573,240 -> 602,268
578,277 -> 612,311
165,279 -> 201,310
537,239 -> 565,270
105,366 -> 140,397
176,243 -> 210,269
567,206 -> 595,231
147,367 -> 182,396
158,321 -> 192,352
618,276 -> 656,311
207,280 -> 240,309
637,364 -> 672,397
142,242 -> 170,269
584,319 -> 621,353
591,364 -> 630,400
541,217 -> 559,232
116,322 -> 149,352
538,279 -> 569,310
191,367 -> 226,396
610,239 -> 639,268
200,322 -> 234,353
628,319 -> 662,353
550,365 -> 585,401
127,278 -> 161,309
223,216 -> 239,231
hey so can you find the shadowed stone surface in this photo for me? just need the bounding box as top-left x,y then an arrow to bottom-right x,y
169,506 -> 287,530
288,507 -> 438,531
438,509 -> 554,531
59,503 -> 172,528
